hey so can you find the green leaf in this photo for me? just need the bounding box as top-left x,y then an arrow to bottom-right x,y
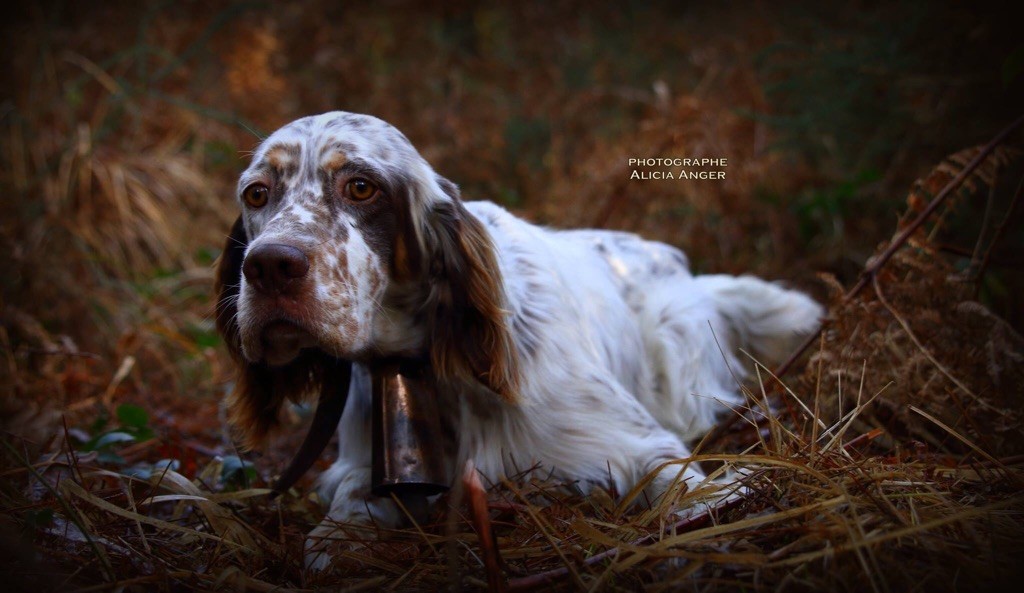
89,414 -> 109,435
221,455 -> 257,488
89,431 -> 137,450
116,403 -> 149,429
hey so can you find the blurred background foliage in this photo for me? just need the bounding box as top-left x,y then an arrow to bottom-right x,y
0,0 -> 1020,469
1,2 -> 1023,589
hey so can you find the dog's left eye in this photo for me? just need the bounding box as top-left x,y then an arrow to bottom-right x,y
242,183 -> 270,208
346,178 -> 379,201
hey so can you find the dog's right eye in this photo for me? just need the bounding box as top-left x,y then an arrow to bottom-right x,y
243,184 -> 270,209
346,178 -> 379,201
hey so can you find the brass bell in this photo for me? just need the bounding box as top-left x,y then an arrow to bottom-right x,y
371,359 -> 450,510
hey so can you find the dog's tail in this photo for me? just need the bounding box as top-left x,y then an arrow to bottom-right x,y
695,275 -> 824,366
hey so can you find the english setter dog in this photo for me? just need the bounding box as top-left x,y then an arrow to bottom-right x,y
215,111 -> 823,570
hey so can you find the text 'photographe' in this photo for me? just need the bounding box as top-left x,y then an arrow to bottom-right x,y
628,157 -> 728,180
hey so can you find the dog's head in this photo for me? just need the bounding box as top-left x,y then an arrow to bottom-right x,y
215,112 -> 518,447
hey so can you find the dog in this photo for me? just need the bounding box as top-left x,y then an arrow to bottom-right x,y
214,111 -> 823,570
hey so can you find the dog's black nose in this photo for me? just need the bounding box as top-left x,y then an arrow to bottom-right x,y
243,243 -> 310,296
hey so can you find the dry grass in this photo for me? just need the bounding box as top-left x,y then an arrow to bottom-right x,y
2,2 -> 1023,591
2,352 -> 1021,592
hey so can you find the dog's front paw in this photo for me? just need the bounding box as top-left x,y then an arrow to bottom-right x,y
305,466 -> 407,573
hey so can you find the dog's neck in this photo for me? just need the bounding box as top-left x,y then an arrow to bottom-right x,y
367,278 -> 435,358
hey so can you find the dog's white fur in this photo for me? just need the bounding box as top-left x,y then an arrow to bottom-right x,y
224,112 -> 823,571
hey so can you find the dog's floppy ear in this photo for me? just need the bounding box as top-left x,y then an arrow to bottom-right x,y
215,216 -> 248,358
214,216 -> 327,448
424,180 -> 520,402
